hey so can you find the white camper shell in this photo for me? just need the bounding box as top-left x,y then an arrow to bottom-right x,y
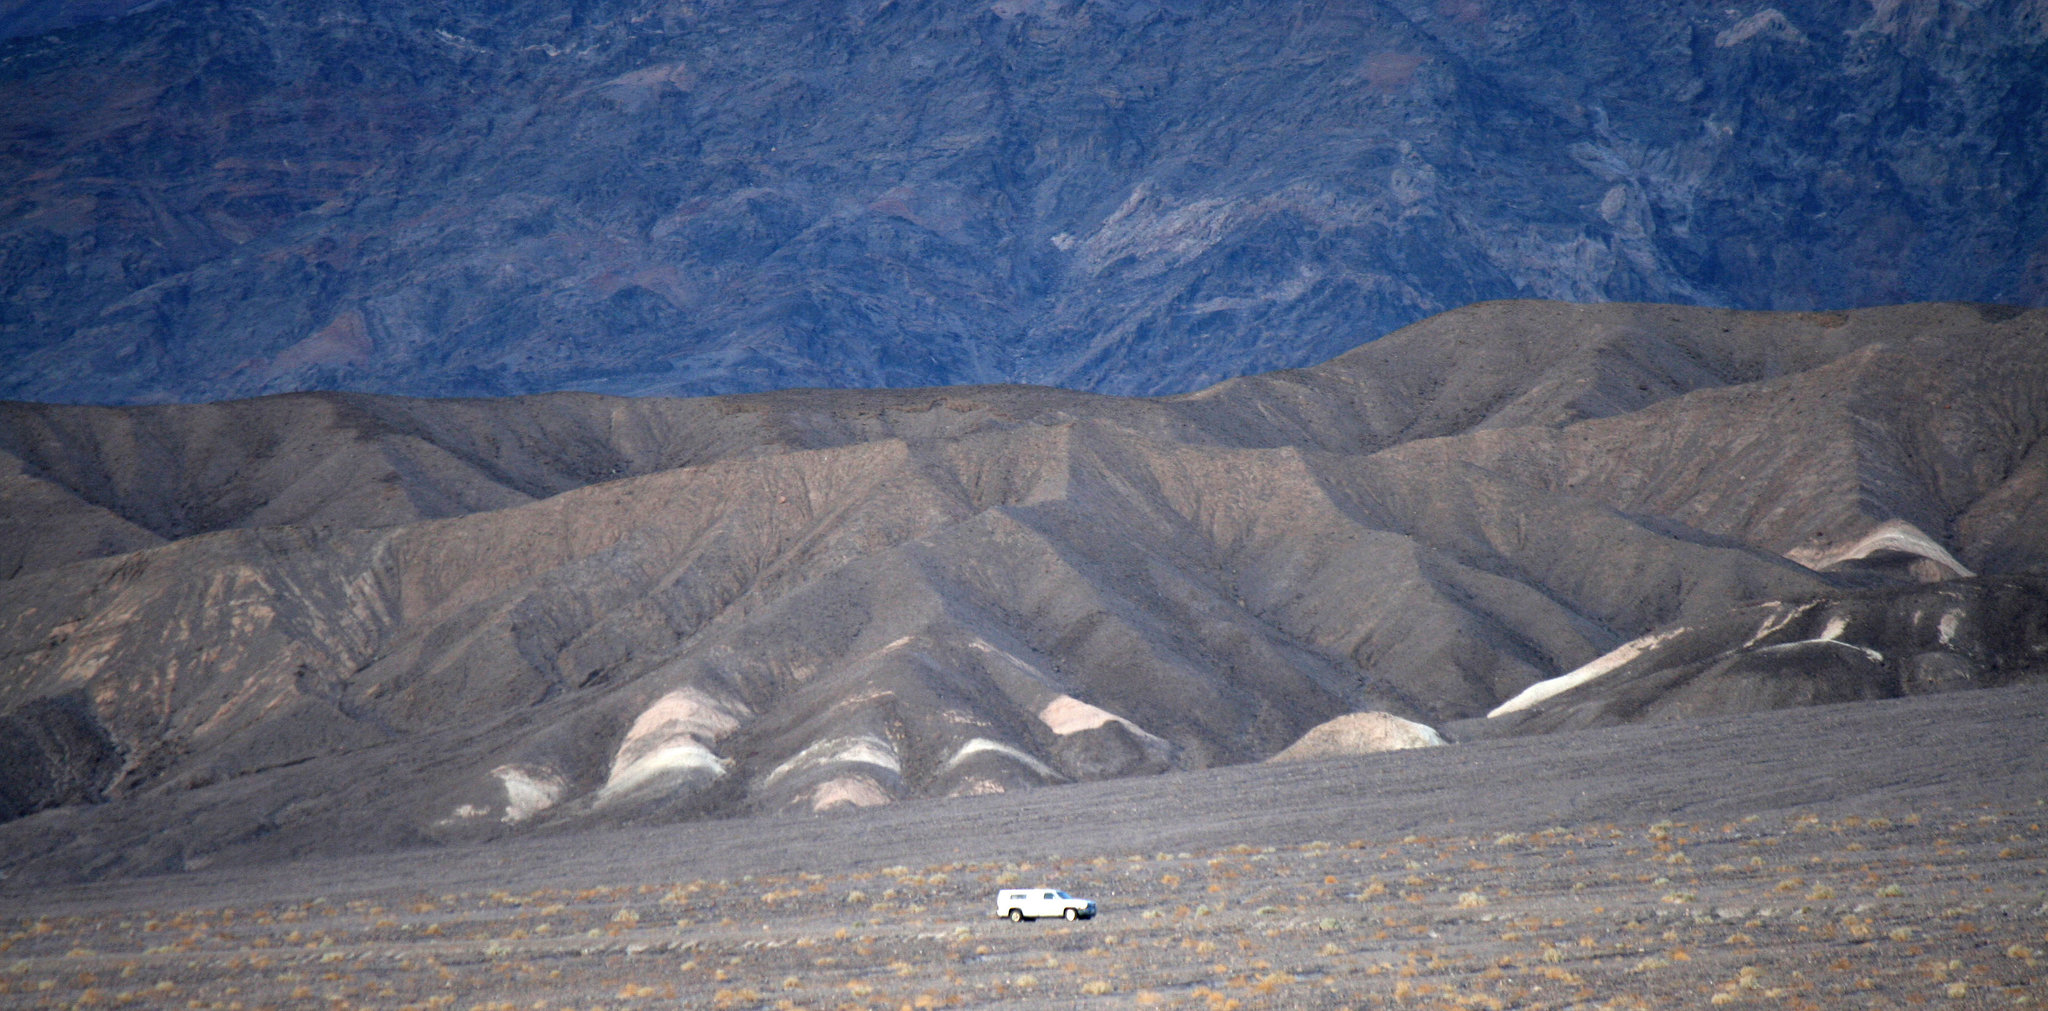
994,888 -> 1096,921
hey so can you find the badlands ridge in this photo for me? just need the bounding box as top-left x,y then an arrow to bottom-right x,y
1,300 -> 2045,883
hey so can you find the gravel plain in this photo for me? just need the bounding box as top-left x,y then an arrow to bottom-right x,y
5,685 -> 2045,1009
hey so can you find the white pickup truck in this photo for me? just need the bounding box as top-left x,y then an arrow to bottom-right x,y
994,888 -> 1097,921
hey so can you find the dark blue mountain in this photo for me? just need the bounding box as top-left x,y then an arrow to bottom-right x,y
2,0 -> 2043,404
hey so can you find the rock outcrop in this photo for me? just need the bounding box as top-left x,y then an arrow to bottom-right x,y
1267,712 -> 1447,763
1,1 -> 2042,405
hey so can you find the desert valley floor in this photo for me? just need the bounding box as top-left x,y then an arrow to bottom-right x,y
6,685 -> 2045,1010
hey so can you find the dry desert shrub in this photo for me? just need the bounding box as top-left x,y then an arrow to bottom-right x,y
1189,986 -> 1242,1010
1251,971 -> 1297,994
712,986 -> 763,1007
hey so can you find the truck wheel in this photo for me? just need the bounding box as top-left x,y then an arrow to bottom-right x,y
1009,909 -> 1023,922
1064,908 -> 1078,921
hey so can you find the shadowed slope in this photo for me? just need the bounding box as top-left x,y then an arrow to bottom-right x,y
1469,576 -> 2048,737
3,0 -> 2043,404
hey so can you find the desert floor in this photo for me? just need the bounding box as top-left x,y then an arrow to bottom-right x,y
5,685 -> 2046,1010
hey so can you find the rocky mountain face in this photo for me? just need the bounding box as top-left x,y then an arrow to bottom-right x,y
0,0 -> 156,40
2,0 -> 2044,405
2,300 -> 2045,882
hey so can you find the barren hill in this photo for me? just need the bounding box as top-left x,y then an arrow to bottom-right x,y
2,300 -> 2046,883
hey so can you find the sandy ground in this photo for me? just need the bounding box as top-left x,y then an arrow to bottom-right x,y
5,685 -> 2045,1009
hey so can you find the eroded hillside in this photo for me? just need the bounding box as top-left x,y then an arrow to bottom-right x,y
1,301 -> 2045,882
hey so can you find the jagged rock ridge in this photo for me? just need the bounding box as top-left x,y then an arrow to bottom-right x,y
1,0 -> 2043,405
2,300 -> 2045,882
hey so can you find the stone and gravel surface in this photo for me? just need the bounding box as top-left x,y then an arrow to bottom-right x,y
8,685 -> 2043,1009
